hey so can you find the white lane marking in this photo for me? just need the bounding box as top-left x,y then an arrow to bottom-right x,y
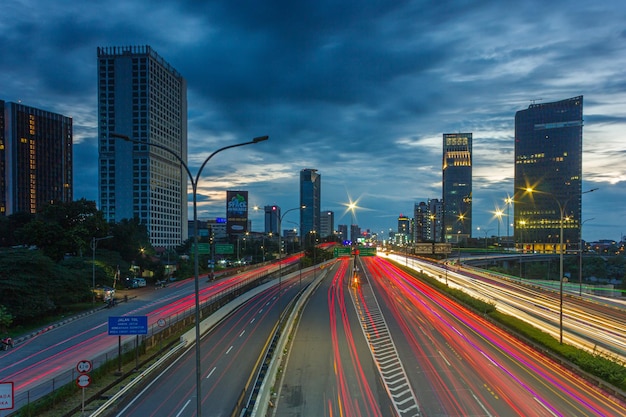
240,330 -> 246,337
250,317 -> 256,324
226,345 -> 233,355
534,397 -> 559,417
470,390 -> 493,417
438,350 -> 451,366
175,399 -> 191,417
206,366 -> 216,379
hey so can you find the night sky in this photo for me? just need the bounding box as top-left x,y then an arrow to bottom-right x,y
2,0 -> 625,241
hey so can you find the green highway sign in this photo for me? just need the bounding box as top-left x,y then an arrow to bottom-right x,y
359,246 -> 377,256
193,243 -> 210,254
334,247 -> 352,257
215,243 -> 234,255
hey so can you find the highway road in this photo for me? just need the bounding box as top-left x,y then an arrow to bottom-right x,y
112,268 -> 318,417
275,258 -> 396,417
0,259 -> 296,413
389,253 -> 626,362
274,255 -> 626,417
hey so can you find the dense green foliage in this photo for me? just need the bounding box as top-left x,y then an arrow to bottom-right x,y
0,249 -> 90,325
0,200 -> 167,329
0,304 -> 13,332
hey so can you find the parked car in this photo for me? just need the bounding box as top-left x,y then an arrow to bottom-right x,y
134,278 -> 147,287
94,285 -> 115,302
155,279 -> 167,288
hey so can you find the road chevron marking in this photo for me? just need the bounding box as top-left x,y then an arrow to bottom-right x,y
349,263 -> 421,417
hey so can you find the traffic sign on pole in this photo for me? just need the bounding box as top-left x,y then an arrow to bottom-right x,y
76,360 -> 92,374
76,374 -> 91,388
108,316 -> 148,335
0,382 -> 13,410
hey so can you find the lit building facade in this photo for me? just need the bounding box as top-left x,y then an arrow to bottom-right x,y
264,205 -> 280,235
299,168 -> 320,238
97,45 -> 188,248
414,199 -> 443,242
1,100 -> 72,215
398,214 -> 411,244
337,224 -> 348,242
514,96 -> 583,252
320,210 -> 334,238
442,133 -> 472,242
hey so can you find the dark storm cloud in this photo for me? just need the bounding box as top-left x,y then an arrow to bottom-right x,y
1,0 -> 625,241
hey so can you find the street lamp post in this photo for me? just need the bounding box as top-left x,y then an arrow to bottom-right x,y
111,132 -> 268,417
477,227 -> 492,249
505,196 -> 513,249
92,235 -> 114,305
579,218 -> 595,296
277,206 -> 305,306
548,187 -> 598,344
495,209 -> 503,250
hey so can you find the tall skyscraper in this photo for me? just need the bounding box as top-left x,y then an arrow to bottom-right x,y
514,96 -> 583,252
264,205 -> 280,235
1,100 -> 72,215
97,45 -> 188,248
320,210 -> 334,238
420,198 -> 444,243
398,214 -> 411,244
337,224 -> 348,242
299,168 -> 320,238
442,133 -> 472,242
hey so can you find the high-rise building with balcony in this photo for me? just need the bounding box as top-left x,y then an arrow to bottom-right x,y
1,100 -> 72,215
514,96 -> 583,252
299,168 -> 320,238
442,133 -> 472,242
97,45 -> 188,248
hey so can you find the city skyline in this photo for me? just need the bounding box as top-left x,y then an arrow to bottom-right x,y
1,1 -> 625,242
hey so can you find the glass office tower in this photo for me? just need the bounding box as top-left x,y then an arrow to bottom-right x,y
442,133 -> 472,242
299,168 -> 320,239
1,100 -> 72,215
97,45 -> 188,248
264,205 -> 280,235
514,96 -> 583,253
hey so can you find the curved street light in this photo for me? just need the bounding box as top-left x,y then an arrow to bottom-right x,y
277,206 -> 306,305
525,186 -> 598,344
579,218 -> 595,296
477,227 -> 492,249
505,196 -> 513,248
494,208 -> 504,249
111,132 -> 268,417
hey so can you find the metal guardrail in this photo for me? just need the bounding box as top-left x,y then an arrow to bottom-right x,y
5,270 -> 270,416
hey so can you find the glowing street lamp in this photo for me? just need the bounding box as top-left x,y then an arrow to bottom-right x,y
505,196 -> 513,247
111,132 -> 268,417
525,186 -> 598,344
494,208 -> 504,249
277,205 -> 305,304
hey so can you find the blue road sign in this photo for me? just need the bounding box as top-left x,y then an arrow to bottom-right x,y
108,316 -> 148,335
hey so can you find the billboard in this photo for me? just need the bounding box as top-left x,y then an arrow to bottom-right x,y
226,191 -> 248,235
